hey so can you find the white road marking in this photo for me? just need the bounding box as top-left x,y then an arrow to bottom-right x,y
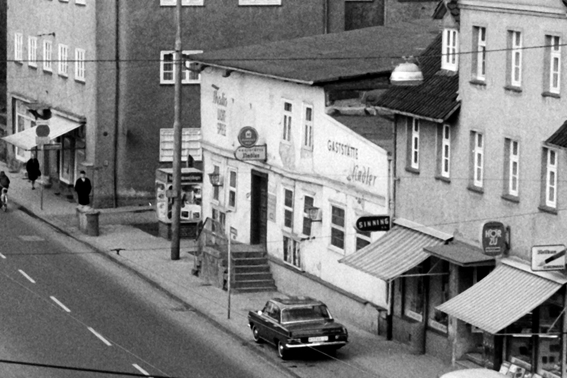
18,270 -> 36,283
50,296 -> 71,312
132,364 -> 151,376
18,235 -> 45,242
0,253 -> 6,259
88,327 -> 112,346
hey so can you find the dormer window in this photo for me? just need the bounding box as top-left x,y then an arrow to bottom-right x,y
442,28 -> 459,71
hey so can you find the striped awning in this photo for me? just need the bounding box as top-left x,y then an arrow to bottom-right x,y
436,261 -> 565,334
2,116 -> 82,151
339,219 -> 451,281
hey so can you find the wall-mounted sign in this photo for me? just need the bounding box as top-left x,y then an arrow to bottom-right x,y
235,145 -> 267,161
481,221 -> 507,256
532,244 -> 566,271
238,126 -> 258,148
354,215 -> 390,232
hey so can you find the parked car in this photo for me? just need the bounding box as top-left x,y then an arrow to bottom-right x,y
248,296 -> 348,359
440,369 -> 507,378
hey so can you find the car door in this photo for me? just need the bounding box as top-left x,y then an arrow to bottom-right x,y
256,302 -> 276,342
270,306 -> 288,342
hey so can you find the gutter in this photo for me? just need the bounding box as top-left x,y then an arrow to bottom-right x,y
373,102 -> 461,124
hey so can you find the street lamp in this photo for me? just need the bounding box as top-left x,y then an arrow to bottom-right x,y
307,206 -> 322,222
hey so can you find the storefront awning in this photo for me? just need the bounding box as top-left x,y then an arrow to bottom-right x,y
546,120 -> 567,148
436,259 -> 566,334
339,218 -> 452,281
2,116 -> 83,151
424,241 -> 495,267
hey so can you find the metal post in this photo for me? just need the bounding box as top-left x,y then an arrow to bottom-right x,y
562,289 -> 567,378
39,146 -> 44,211
170,0 -> 182,260
227,211 -> 232,319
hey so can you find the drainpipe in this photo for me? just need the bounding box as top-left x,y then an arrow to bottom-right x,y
113,0 -> 120,208
386,116 -> 398,341
562,288 -> 567,378
323,0 -> 329,34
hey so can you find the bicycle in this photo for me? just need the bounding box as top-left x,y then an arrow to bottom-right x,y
0,188 -> 7,212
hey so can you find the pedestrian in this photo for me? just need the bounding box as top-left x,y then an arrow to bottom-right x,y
74,170 -> 92,208
26,153 -> 41,190
0,171 -> 10,191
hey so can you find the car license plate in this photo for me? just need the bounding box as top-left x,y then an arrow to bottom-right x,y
308,336 -> 328,343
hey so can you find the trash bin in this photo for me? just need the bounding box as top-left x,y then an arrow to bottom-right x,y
77,206 -> 100,236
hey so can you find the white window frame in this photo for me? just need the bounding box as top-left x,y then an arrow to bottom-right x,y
442,28 -> 458,71
508,140 -> 520,197
302,104 -> 313,149
441,124 -> 451,178
160,50 -> 203,84
549,35 -> 561,94
239,0 -> 281,5
43,40 -> 52,72
545,148 -> 558,208
283,188 -> 294,231
302,195 -> 314,237
473,132 -> 484,187
330,205 -> 346,252
75,0 -> 86,4
160,0 -> 204,6
475,26 -> 486,80
15,103 -> 36,162
510,31 -> 522,87
28,36 -> 37,67
355,229 -> 371,251
14,33 -> 23,62
410,118 -> 420,170
282,101 -> 292,142
227,169 -> 237,210
58,44 -> 69,77
212,165 -> 220,202
283,235 -> 301,269
75,48 -> 86,82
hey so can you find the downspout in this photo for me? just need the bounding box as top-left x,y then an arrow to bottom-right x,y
113,0 -> 120,207
323,0 -> 329,34
386,116 -> 398,341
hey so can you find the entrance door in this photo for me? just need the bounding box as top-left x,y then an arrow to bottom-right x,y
250,170 -> 268,245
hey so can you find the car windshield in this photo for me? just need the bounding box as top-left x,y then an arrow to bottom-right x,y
281,305 -> 331,323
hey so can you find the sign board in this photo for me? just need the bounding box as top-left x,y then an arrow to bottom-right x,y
481,221 -> 507,256
237,126 -> 258,148
354,215 -> 390,232
159,128 -> 202,162
35,124 -> 50,137
234,145 -> 267,161
40,143 -> 62,151
531,244 -> 566,271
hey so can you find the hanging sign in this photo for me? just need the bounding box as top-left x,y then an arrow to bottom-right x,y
237,126 -> 258,148
531,244 -> 566,271
354,215 -> 390,232
234,145 -> 267,161
481,221 -> 507,256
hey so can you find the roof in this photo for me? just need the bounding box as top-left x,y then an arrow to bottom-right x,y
372,33 -> 460,123
271,297 -> 325,308
436,262 -> 564,334
433,0 -> 460,24
546,120 -> 567,148
424,240 -> 495,267
189,19 -> 440,85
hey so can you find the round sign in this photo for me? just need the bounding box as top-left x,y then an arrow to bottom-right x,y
35,124 -> 50,137
238,126 -> 258,148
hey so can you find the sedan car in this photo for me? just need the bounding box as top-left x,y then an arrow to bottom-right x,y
440,369 -> 507,378
248,296 -> 348,359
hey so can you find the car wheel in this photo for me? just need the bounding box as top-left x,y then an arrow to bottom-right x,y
277,340 -> 289,360
251,325 -> 262,343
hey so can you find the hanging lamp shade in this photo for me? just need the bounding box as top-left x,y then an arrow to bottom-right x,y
390,61 -> 424,86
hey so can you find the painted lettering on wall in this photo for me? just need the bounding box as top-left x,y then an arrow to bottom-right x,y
327,139 -> 358,159
213,89 -> 228,136
347,165 -> 378,187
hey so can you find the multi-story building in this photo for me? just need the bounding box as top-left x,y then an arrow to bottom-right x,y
2,0 -> 437,208
367,0 -> 567,375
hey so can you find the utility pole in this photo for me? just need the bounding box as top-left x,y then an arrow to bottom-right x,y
170,0 -> 182,260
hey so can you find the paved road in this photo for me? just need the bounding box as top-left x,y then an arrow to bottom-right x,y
0,209 -> 293,378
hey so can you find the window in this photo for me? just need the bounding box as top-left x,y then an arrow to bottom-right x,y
442,28 -> 458,71
508,31 -> 522,87
355,229 -> 371,251
302,104 -> 313,149
58,44 -> 69,77
160,50 -> 203,84
75,0 -> 86,4
471,131 -> 484,188
75,48 -> 86,82
282,101 -> 292,142
504,139 -> 520,197
15,102 -> 36,161
43,40 -> 52,72
211,207 -> 226,233
28,37 -> 37,68
428,259 -> 449,333
404,264 -> 425,322
14,33 -> 23,62
302,195 -> 314,236
212,165 -> 220,202
330,205 -> 345,251
283,188 -> 293,230
542,148 -> 558,209
160,0 -> 204,6
545,35 -> 561,94
283,236 -> 300,268
472,26 -> 486,81
227,169 -> 237,209
239,0 -> 281,5
407,118 -> 420,170
437,124 -> 451,178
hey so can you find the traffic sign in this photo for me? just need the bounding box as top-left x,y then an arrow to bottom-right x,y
35,124 -> 50,137
354,215 -> 390,232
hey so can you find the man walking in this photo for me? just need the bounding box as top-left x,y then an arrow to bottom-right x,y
74,170 -> 92,208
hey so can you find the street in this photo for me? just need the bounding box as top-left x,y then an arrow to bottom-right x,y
0,208 -> 293,378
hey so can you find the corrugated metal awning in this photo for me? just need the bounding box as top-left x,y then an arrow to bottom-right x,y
339,219 -> 451,281
2,116 -> 82,151
424,241 -> 495,267
436,262 -> 564,334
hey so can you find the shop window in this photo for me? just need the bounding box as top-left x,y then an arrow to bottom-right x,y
330,205 -> 345,251
14,102 -> 36,162
283,235 -> 300,269
428,259 -> 449,333
355,229 -> 371,251
404,264 -> 424,322
302,195 -> 313,237
283,188 -> 294,230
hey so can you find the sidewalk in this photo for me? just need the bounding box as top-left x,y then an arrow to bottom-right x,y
1,162 -> 457,378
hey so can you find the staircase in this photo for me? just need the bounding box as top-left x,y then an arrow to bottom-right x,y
231,244 -> 277,293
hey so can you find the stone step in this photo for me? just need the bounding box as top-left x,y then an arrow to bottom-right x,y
234,272 -> 273,281
232,286 -> 278,293
234,264 -> 270,273
455,358 -> 483,370
232,279 -> 276,289
232,257 -> 268,266
232,251 -> 266,259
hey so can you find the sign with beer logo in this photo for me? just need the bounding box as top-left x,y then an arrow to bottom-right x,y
234,145 -> 267,161
237,126 -> 258,148
354,215 -> 390,232
481,221 -> 507,256
532,245 -> 566,271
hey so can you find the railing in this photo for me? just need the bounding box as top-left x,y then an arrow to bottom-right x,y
193,217 -> 229,276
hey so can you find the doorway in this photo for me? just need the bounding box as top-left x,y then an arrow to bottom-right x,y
250,170 -> 268,245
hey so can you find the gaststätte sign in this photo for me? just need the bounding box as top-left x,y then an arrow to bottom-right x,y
234,145 -> 267,161
237,126 -> 258,148
481,221 -> 507,256
531,244 -> 566,271
354,215 -> 390,232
